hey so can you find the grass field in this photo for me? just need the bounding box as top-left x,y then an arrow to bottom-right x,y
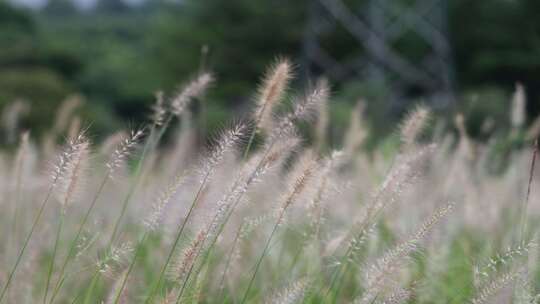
0,60 -> 538,303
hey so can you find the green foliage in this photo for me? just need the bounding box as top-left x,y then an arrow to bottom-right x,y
148,0 -> 308,104
450,0 -> 540,117
438,237 -> 475,303
0,68 -> 69,134
2,0 -> 540,143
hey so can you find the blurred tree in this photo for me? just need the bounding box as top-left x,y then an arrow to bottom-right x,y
38,2 -> 157,124
147,0 -> 309,105
43,0 -> 77,15
2,0 -> 540,143
0,2 -> 121,140
0,2 -> 70,139
95,0 -> 129,13
450,0 -> 540,117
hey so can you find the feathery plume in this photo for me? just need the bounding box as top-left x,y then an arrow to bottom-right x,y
308,150 -> 343,237
96,242 -> 133,276
106,129 -> 144,176
168,230 -> 206,284
360,203 -> 454,304
400,105 -> 430,150
74,231 -> 98,259
278,152 -> 319,217
366,144 -> 437,221
346,223 -> 377,260
269,82 -> 329,143
265,278 -> 309,304
146,123 -> 246,303
51,132 -> 88,188
143,172 -> 187,231
255,58 -> 292,132
240,214 -> 273,239
205,134 -> 297,244
513,274 -> 539,304
375,286 -> 412,304
291,83 -> 329,122
199,123 -> 245,181
331,144 -> 435,263
240,157 -> 318,304
474,240 -> 536,285
55,138 -> 89,211
471,268 -> 525,304
100,131 -> 127,156
171,73 -> 214,117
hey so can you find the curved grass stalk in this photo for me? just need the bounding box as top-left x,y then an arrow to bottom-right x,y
82,114 -> 180,302
237,150 -> 319,303
174,237 -> 207,304
43,212 -> 65,304
107,126 -> 156,248
182,130 -> 312,303
243,58 -> 291,159
9,134 -> 27,270
0,185 -> 54,303
144,171 -> 211,303
112,231 -> 149,304
319,148 -> 421,301
217,226 -> 242,299
146,123 -> 245,302
242,125 -> 258,160
320,211 -> 383,302
82,124 -> 161,301
47,174 -> 108,304
239,210 -> 285,304
174,135 -> 286,300
520,139 -> 537,241
174,151 -> 276,299
82,270 -> 100,304
113,170 -> 187,303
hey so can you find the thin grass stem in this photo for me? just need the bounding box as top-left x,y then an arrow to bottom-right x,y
112,231 -> 149,304
239,210 -> 284,304
144,171 -> 211,303
48,174 -> 109,304
0,185 -> 54,303
43,212 -> 65,304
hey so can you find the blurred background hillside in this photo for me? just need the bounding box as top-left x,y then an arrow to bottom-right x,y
1,0 -> 539,146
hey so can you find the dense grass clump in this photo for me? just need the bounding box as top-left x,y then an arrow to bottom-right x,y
0,59 -> 539,304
